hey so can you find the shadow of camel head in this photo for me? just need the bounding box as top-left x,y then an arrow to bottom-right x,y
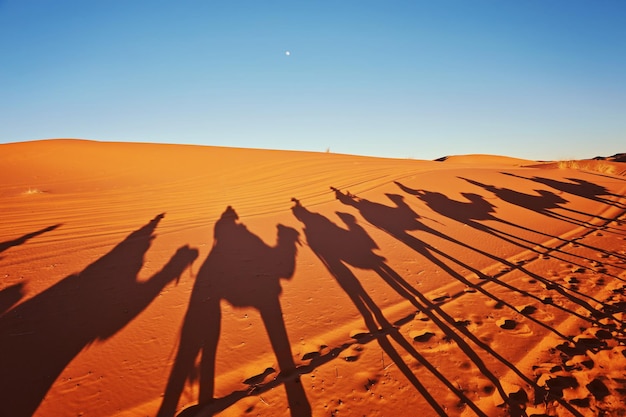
277,224 -> 300,246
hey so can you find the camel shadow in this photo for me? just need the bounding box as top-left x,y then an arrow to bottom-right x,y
461,177 -> 610,229
393,181 -> 621,327
394,181 -> 552,251
504,172 -> 626,210
0,214 -> 197,417
158,206 -> 310,417
291,198 -> 501,416
327,188 -> 589,416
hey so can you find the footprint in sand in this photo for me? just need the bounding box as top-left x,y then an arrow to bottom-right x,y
410,330 -> 436,343
243,367 -> 277,386
300,341 -> 330,361
350,329 -> 372,341
495,318 -> 532,336
565,276 -> 580,290
587,378 -> 611,400
497,318 -> 517,330
302,351 -> 321,361
454,319 -> 472,328
430,293 -> 450,303
518,304 -> 555,323
344,345 -> 363,362
414,311 -> 430,322
517,305 -> 537,315
484,299 -> 505,309
499,265 -> 512,274
541,296 -> 554,305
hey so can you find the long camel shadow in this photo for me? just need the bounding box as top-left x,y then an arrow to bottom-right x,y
291,198 -> 494,416
502,172 -> 626,233
389,182 -> 622,328
504,172 -> 626,210
0,214 -> 198,417
395,181 -> 624,273
455,178 -> 626,261
158,206 -> 310,417
330,185 -> 516,287
394,181 -> 560,253
462,177 -> 611,229
328,188 -> 590,415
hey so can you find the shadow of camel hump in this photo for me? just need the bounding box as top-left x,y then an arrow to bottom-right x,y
291,198 -> 478,416
503,171 -> 626,209
0,214 -> 198,417
323,188 -> 587,416
158,206 -> 311,417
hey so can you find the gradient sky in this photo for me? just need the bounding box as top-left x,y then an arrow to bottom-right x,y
1,1 -> 625,160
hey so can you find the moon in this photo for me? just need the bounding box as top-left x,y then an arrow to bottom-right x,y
285,50 -> 291,56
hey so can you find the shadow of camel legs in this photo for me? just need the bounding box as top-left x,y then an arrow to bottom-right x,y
159,207 -> 310,417
291,200 -> 492,415
0,215 -> 197,417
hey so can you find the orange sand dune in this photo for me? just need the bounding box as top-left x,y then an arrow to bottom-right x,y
1,139 -> 625,417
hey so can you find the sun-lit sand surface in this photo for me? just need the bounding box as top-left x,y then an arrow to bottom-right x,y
1,139 -> 625,417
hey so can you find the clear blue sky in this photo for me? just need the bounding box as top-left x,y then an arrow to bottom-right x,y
1,1 -> 625,160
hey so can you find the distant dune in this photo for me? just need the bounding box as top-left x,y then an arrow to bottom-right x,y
593,153 -> 626,163
1,139 -> 625,417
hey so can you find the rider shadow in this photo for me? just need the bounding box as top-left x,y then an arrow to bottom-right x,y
456,177 -> 626,258
391,182 -> 617,328
506,172 -> 624,203
394,181 -> 551,251
291,198 -> 496,416
0,214 -> 198,417
330,185 -> 498,278
158,206 -> 310,417
325,189 -> 593,415
503,172 -> 626,214
461,177 -> 608,228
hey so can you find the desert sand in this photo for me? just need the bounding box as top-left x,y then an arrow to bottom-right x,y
1,139 -> 625,417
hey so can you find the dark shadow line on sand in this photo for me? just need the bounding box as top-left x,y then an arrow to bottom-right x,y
0,224 -> 62,255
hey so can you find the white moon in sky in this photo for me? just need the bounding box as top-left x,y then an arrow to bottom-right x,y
285,51 -> 291,56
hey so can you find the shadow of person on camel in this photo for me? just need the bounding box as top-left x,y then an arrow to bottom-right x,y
158,206 -> 310,417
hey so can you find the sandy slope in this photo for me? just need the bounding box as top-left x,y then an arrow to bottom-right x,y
1,140 -> 625,417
